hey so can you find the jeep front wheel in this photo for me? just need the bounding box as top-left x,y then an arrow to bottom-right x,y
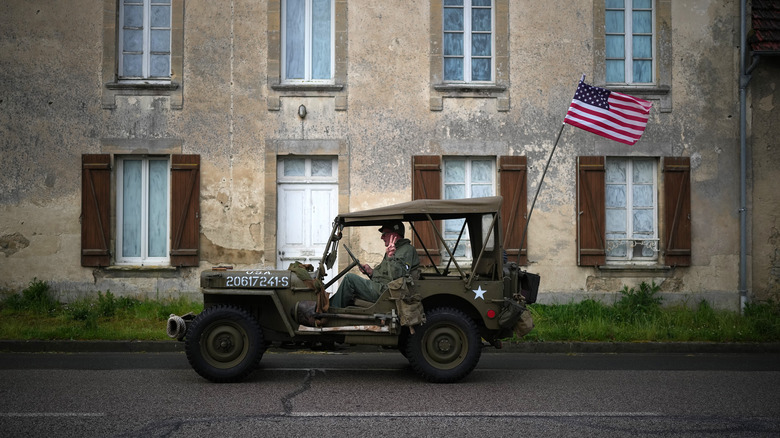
405,307 -> 482,383
185,305 -> 264,383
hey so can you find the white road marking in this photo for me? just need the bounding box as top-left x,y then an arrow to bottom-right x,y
0,412 -> 105,417
288,411 -> 662,418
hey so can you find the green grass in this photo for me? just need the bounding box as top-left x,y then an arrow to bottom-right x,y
520,282 -> 780,343
0,279 -> 202,341
1,279 -> 778,343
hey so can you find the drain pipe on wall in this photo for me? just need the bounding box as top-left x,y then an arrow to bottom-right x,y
739,0 -> 760,313
739,0 -> 748,313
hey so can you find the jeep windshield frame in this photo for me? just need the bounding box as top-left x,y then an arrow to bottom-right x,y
317,196 -> 504,289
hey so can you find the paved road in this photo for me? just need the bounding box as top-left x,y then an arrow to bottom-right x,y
1,350 -> 778,437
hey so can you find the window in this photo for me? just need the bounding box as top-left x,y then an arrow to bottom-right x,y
412,155 -> 527,266
279,157 -> 336,180
443,158 -> 495,257
119,0 -> 172,80
429,0 -> 508,111
116,156 -> 170,265
282,0 -> 334,83
266,0 -> 347,110
102,0 -> 184,109
605,0 -> 654,84
81,154 -> 200,267
605,158 -> 658,262
577,156 -> 691,267
443,0 -> 494,83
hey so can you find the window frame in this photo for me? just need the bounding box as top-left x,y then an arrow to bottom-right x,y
281,0 -> 336,84
115,155 -> 172,266
595,0 -> 670,111
605,0 -> 655,85
267,0 -> 347,111
102,0 -> 184,109
412,154 -> 528,266
442,157 -> 497,260
81,152 -> 200,268
277,156 -> 339,183
443,0 -> 496,84
604,157 -> 659,264
118,0 -> 172,82
577,156 -> 691,268
429,0 -> 509,111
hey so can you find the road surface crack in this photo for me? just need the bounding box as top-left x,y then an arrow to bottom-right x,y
281,369 -> 318,415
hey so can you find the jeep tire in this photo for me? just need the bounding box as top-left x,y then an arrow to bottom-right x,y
185,305 -> 264,383
405,307 -> 482,383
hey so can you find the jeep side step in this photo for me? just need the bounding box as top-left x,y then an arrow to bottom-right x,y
297,325 -> 391,333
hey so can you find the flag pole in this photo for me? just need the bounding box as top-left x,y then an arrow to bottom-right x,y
516,74 -> 584,264
517,122 -> 566,264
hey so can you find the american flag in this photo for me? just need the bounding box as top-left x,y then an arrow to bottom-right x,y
564,80 -> 652,145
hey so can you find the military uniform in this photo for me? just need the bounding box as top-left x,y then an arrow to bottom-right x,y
329,238 -> 420,308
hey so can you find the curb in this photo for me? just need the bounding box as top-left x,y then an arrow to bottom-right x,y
495,341 -> 780,354
1,340 -> 779,354
0,340 -> 185,353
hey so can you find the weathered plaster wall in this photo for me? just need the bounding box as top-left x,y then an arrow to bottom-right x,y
0,1 -> 103,296
751,60 -> 780,302
0,0 -> 769,310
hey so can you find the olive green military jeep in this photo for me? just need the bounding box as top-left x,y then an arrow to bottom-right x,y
167,196 -> 539,383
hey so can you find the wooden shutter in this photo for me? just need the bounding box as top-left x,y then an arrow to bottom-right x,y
499,156 -> 528,265
81,154 -> 111,267
663,157 -> 692,266
412,156 -> 442,265
577,156 -> 606,266
170,154 -> 200,267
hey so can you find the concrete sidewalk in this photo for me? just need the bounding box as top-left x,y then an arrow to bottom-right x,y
1,339 -> 779,354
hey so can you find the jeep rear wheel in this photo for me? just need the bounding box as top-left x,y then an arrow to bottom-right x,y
185,305 -> 264,383
405,307 -> 481,383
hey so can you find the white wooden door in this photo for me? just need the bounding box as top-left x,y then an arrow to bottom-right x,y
276,157 -> 338,292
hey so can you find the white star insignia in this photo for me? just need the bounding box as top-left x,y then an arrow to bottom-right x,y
473,286 -> 486,300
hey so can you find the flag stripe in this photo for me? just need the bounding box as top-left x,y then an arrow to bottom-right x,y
564,81 -> 652,146
567,103 -> 647,134
565,107 -> 645,142
565,117 -> 640,145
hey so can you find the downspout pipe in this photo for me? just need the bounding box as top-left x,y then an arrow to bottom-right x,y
738,0 -> 754,313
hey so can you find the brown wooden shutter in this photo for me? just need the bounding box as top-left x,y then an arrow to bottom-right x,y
663,157 -> 692,266
499,156 -> 528,265
81,154 -> 111,267
170,154 -> 200,267
577,156 -> 606,266
412,156 -> 442,265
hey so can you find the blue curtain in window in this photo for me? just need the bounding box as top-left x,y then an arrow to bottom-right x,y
285,0 -> 305,79
122,160 -> 142,258
148,160 -> 168,258
311,0 -> 331,79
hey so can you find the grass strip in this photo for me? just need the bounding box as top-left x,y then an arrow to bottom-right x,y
1,279 -> 778,343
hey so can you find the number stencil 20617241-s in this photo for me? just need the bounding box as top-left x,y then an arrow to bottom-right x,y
224,272 -> 290,288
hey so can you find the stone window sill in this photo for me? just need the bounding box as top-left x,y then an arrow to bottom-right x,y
105,81 -> 180,91
105,265 -> 177,272
600,85 -> 671,112
433,83 -> 507,93
270,83 -> 344,92
602,84 -> 670,96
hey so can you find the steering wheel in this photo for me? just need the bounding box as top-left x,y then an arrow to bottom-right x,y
343,244 -> 362,269
322,244 -> 367,290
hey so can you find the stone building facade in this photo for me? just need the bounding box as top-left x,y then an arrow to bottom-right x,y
1,0 -> 778,308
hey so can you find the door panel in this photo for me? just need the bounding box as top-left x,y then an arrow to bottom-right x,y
277,183 -> 338,292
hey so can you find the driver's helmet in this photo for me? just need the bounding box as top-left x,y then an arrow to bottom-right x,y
378,221 -> 405,238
